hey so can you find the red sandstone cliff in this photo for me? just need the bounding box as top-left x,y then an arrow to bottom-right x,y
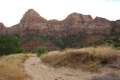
0,9 -> 119,50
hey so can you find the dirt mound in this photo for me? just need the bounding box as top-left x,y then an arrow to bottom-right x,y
41,47 -> 120,71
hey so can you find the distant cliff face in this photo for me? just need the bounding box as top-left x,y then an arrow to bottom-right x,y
0,9 -> 120,50
0,23 -> 6,35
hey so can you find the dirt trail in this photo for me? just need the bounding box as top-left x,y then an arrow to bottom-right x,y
24,57 -> 96,80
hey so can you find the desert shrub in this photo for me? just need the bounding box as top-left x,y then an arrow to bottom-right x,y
93,35 -> 120,49
36,46 -> 48,57
103,36 -> 120,49
0,35 -> 24,56
49,32 -> 85,49
24,33 -> 49,42
15,48 -> 25,53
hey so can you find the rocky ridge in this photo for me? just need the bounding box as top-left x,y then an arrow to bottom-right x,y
0,9 -> 119,50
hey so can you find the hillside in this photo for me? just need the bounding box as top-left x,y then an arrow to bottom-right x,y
0,47 -> 119,80
24,47 -> 120,80
0,9 -> 119,51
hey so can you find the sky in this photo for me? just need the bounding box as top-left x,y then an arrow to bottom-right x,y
0,0 -> 120,27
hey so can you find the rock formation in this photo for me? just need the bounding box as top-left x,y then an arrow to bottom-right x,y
84,17 -> 113,43
0,9 -> 119,50
0,23 -> 6,35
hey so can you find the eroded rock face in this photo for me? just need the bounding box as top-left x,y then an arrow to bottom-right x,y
18,9 -> 48,35
84,17 -> 113,43
54,13 -> 93,37
6,10 -> 114,38
64,13 -> 93,24
63,13 -> 93,33
112,20 -> 120,35
86,17 -> 112,35
20,9 -> 47,26
47,20 -> 64,37
0,23 -> 6,34
0,23 -> 5,31
0,9 -> 119,50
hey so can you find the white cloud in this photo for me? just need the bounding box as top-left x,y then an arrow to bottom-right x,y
0,0 -> 120,27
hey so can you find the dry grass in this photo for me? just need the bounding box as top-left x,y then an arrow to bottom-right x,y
91,72 -> 120,80
0,53 -> 33,80
41,47 -> 120,72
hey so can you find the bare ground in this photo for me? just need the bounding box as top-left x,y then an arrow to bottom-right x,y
24,57 -> 98,80
24,47 -> 120,80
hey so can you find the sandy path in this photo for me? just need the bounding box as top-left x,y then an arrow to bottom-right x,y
24,57 -> 96,80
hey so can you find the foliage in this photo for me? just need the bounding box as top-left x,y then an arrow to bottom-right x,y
24,33 -> 49,42
36,46 -> 48,57
22,32 -> 85,50
93,34 -> 120,49
105,36 -> 120,48
0,35 -> 24,56
49,32 -> 84,49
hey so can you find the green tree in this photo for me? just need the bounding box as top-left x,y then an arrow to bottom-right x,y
0,35 -> 23,56
36,46 -> 48,57
49,32 -> 84,49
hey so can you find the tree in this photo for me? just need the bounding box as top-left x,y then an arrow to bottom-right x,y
49,32 -> 84,49
0,35 -> 23,56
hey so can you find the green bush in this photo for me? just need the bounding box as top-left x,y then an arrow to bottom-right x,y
24,33 -> 49,42
0,35 -> 24,56
15,48 -> 25,53
104,36 -> 120,48
36,47 -> 48,57
93,35 -> 120,49
49,32 -> 84,49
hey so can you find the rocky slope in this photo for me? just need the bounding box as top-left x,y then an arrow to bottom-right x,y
0,9 -> 119,51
